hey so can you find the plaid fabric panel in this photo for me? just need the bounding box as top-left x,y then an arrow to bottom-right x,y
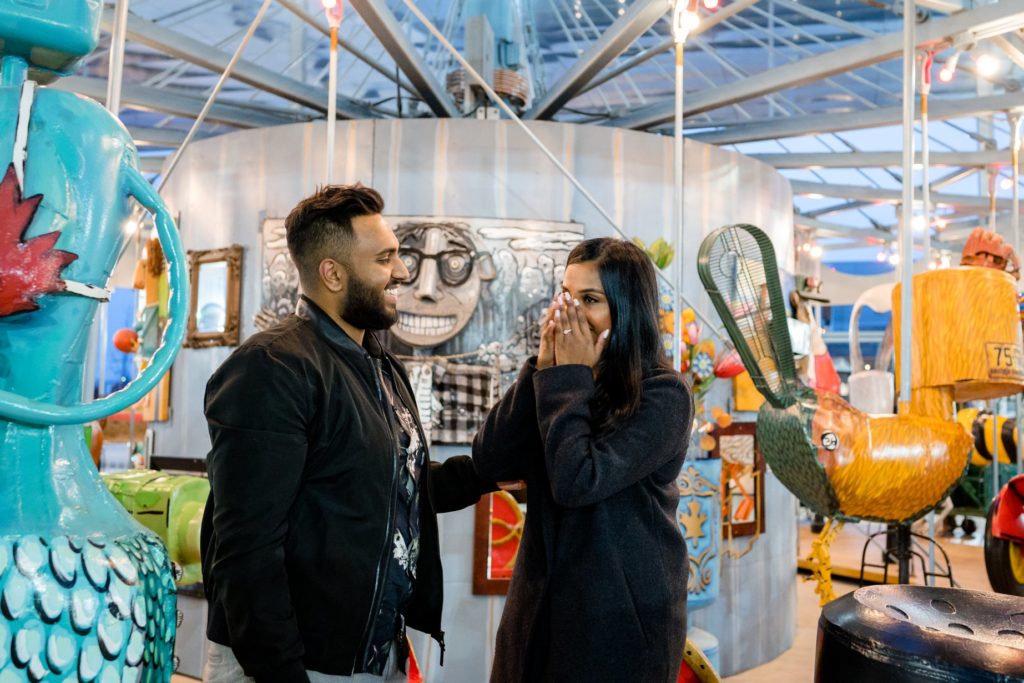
431,362 -> 500,444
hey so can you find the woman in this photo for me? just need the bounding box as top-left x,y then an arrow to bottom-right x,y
473,238 -> 692,682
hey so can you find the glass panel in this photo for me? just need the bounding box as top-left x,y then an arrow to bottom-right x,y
196,261 -> 228,333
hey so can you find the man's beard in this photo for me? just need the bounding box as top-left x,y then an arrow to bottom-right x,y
341,269 -> 398,331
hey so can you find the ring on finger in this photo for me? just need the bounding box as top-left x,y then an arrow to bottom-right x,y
563,328 -> 573,335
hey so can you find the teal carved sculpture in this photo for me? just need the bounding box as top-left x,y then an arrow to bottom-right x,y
0,2 -> 188,681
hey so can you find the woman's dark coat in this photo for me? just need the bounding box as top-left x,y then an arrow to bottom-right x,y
473,360 -> 692,683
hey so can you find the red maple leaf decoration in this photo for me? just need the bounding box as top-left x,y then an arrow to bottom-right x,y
0,164 -> 77,316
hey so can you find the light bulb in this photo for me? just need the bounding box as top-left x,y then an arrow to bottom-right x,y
888,253 -> 900,265
810,245 -> 823,259
1001,176 -> 1014,191
876,251 -> 887,263
976,53 -> 1001,78
702,0 -> 719,8
123,219 -> 139,236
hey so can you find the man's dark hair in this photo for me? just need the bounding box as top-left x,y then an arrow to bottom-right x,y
285,183 -> 384,288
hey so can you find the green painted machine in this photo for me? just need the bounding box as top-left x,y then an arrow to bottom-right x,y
103,469 -> 209,586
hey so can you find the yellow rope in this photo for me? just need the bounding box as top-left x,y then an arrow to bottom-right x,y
803,518 -> 844,607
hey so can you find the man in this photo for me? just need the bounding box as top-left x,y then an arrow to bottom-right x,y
201,184 -> 494,682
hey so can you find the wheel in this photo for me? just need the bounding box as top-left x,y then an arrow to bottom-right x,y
984,502 -> 1024,596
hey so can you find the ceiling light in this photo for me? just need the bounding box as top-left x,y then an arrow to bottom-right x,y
702,0 -> 720,9
810,245 -> 824,259
1001,176 -> 1014,191
938,50 -> 961,83
888,253 -> 900,265
876,251 -> 887,262
672,1 -> 701,43
976,53 -> 1002,78
123,219 -> 139,236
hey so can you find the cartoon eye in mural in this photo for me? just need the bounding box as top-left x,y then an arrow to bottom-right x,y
391,221 -> 497,348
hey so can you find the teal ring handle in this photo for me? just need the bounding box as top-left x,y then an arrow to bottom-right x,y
0,165 -> 188,426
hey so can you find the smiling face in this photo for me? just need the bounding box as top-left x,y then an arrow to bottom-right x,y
335,213 -> 409,331
391,223 -> 493,347
561,261 -> 611,344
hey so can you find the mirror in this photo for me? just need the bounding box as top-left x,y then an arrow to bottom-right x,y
185,245 -> 242,348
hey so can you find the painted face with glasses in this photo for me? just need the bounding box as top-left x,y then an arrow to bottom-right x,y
391,221 -> 496,347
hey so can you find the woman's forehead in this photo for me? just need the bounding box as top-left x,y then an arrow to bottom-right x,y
562,262 -> 604,291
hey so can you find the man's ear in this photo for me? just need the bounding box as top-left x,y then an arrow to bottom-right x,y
319,258 -> 347,293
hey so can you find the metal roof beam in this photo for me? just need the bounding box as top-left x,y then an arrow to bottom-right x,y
691,91 -> 1024,144
104,8 -> 377,119
54,75 -> 296,128
348,0 -> 458,117
795,214 -> 893,241
528,0 -> 670,119
754,149 -> 1011,168
274,0 -> 418,96
581,0 -> 761,96
804,200 -> 873,217
790,179 -> 1014,210
128,126 -> 191,147
610,0 -> 1024,129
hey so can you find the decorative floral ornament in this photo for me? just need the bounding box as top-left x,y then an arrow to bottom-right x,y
0,164 -> 77,316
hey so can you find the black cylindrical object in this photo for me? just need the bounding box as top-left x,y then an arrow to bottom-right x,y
815,585 -> 1024,682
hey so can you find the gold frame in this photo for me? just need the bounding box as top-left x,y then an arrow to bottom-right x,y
184,245 -> 243,348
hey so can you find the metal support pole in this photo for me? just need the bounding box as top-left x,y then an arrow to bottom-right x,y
105,0 -> 131,116
993,399 -> 1001,498
919,51 -> 935,585
673,41 -> 684,368
1013,113 -> 1023,476
898,0 -> 916,414
326,24 -> 339,183
157,0 -> 273,192
920,52 -> 931,261
400,0 -> 727,343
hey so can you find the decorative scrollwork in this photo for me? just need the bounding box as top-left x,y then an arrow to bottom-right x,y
677,464 -> 718,498
687,546 -> 717,594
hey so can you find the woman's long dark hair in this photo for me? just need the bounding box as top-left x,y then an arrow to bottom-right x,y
566,238 -> 669,430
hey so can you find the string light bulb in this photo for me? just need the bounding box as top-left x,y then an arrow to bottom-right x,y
672,0 -> 700,43
976,52 -> 1002,78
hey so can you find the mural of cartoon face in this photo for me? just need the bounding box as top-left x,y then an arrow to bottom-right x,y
391,222 -> 496,348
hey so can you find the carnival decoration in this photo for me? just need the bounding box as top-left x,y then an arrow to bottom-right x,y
0,2 -> 188,679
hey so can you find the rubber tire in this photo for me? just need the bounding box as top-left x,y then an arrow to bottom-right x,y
984,502 -> 1024,597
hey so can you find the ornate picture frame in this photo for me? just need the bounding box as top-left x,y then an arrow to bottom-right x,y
472,490 -> 526,595
714,422 -> 766,538
184,245 -> 242,348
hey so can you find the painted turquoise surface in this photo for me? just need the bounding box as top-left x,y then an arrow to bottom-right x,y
677,457 -> 721,611
0,2 -> 188,680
